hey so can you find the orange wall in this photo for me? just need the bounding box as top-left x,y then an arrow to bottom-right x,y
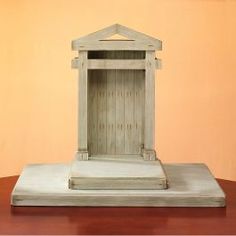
0,0 -> 236,180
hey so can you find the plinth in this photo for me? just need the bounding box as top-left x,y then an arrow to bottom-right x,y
69,156 -> 168,190
11,163 -> 225,207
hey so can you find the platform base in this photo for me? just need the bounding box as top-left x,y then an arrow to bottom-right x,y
69,156 -> 168,190
11,163 -> 225,207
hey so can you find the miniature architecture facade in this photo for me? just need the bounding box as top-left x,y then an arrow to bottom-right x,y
72,24 -> 162,161
11,24 -> 226,207
69,24 -> 168,190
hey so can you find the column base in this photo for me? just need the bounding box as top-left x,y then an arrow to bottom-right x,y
76,150 -> 89,161
143,149 -> 156,161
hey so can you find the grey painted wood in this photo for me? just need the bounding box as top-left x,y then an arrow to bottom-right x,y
106,66 -> 116,154
77,51 -> 88,160
73,26 -> 161,161
88,70 -> 98,155
88,59 -> 146,70
144,51 -> 156,160
124,65 -> 135,154
134,55 -> 145,154
71,58 -> 161,70
69,155 -> 167,190
116,24 -> 162,49
11,163 -> 226,207
72,24 -> 162,51
10,25 -> 226,209
74,41 -> 157,51
87,51 -> 145,156
97,69 -> 107,154
155,58 -> 162,69
116,58 -> 125,154
74,24 -> 117,43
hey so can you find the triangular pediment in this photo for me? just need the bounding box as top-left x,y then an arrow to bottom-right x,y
72,24 -> 162,51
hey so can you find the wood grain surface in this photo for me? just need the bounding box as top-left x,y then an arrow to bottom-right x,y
87,51 -> 145,156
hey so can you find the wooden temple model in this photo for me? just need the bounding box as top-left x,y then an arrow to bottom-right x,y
69,24 -> 167,190
11,24 -> 225,207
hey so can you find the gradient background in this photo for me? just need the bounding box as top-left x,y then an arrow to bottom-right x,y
0,0 -> 235,180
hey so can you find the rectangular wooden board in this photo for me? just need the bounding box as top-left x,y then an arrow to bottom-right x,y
69,156 -> 167,190
11,163 -> 225,207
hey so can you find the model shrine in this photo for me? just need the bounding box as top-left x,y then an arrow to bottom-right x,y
11,24 -> 225,207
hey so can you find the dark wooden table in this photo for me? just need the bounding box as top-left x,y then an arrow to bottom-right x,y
0,176 -> 236,235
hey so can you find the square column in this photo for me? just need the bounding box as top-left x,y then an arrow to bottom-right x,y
144,51 -> 156,160
76,51 -> 88,160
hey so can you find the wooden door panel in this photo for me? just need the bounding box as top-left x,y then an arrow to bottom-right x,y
88,70 -> 98,154
88,70 -> 144,156
97,70 -> 107,154
134,70 -> 145,154
106,70 -> 116,154
88,51 -> 144,156
115,70 -> 125,154
88,69 -> 144,156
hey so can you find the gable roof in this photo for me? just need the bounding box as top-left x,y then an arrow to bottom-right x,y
72,24 -> 162,51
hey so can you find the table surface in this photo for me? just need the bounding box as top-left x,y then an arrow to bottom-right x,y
0,176 -> 236,235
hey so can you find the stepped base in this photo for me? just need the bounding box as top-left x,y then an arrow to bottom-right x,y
11,163 -> 225,207
69,155 -> 168,190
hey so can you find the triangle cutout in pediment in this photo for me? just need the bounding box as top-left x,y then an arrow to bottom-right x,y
100,33 -> 134,41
